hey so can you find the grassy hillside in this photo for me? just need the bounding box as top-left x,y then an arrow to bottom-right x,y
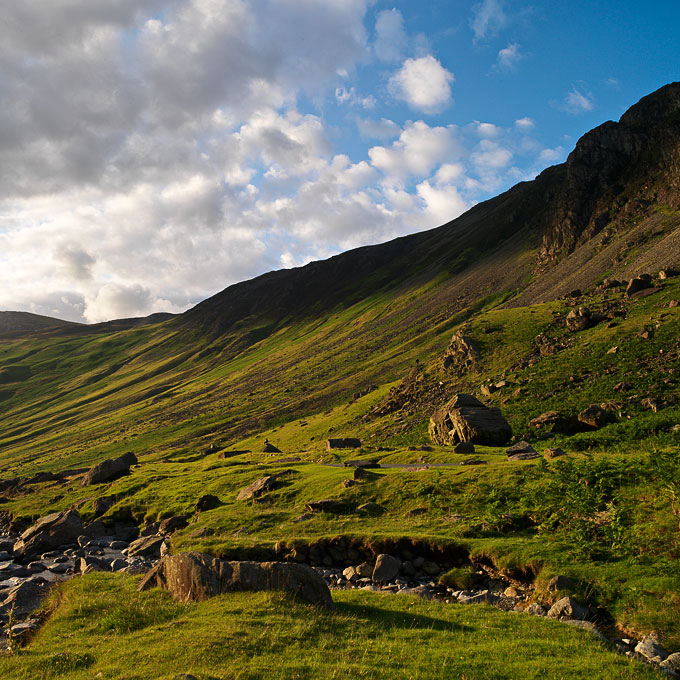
0,574 -> 660,679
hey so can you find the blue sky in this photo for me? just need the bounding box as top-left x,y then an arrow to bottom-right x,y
0,0 -> 678,322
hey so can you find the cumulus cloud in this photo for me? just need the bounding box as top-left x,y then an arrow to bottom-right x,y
374,8 -> 408,62
562,86 -> 594,114
471,0 -> 506,41
388,56 -> 454,114
356,117 -> 401,140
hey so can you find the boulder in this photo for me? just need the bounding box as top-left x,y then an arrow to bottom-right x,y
195,494 -> 220,512
325,438 -> 361,450
506,441 -> 539,461
635,633 -> 668,662
356,503 -> 385,516
353,467 -> 381,481
659,268 -> 679,280
305,500 -> 352,514
236,475 -> 280,501
126,535 -> 166,559
544,447 -> 566,459
529,411 -> 589,435
429,394 -> 512,446
0,579 -> 51,621
626,277 -> 653,297
372,554 -> 401,582
14,509 -> 83,558
159,515 -> 190,535
442,333 -> 479,374
261,441 -> 281,454
81,452 -> 137,487
566,307 -> 600,332
138,552 -> 333,609
578,404 -> 615,429
547,596 -> 590,621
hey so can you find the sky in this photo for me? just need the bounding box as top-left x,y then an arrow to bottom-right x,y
1,1 -> 678,323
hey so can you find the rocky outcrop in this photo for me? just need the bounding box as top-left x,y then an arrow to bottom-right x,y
429,394 -> 512,446
326,438 -> 361,450
138,552 -> 333,609
13,510 -> 83,558
506,442 -> 540,461
81,452 -> 137,487
442,334 -> 479,375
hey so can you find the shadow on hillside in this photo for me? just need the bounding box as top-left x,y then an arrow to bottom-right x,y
335,601 -> 472,633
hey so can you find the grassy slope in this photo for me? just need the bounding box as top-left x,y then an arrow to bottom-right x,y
0,213 -> 679,667
0,573 -> 659,680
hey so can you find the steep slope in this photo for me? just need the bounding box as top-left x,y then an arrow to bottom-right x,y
177,82 -> 680,337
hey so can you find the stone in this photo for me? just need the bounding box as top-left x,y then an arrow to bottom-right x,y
578,404 -> 616,429
457,590 -> 499,605
641,397 -> 661,412
355,562 -> 374,578
506,441 -> 540,461
661,653 -> 680,671
397,585 -> 433,600
353,467 -> 381,481
357,503 -> 385,516
341,479 -> 356,488
421,560 -> 440,576
109,558 -> 127,572
614,382 -> 632,392
81,452 -> 137,487
547,596 -> 590,621
452,441 -> 475,454
429,394 -> 512,446
659,268 -> 679,280
0,562 -> 31,578
325,438 -> 361,450
635,633 -> 668,662
237,476 -> 280,501
305,500 -> 352,514
138,552 -> 333,609
504,586 -> 520,597
13,510 -> 83,558
158,515 -> 190,535
372,554 -> 401,582
626,277 -> 653,297
92,496 -> 115,516
525,602 -> 547,616
261,441 -> 281,454
442,334 -> 479,374
566,307 -> 597,332
0,579 -> 51,620
75,556 -> 106,574
544,447 -> 565,459
195,495 -> 220,512
126,535 -> 166,559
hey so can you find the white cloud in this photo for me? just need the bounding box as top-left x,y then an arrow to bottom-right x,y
368,121 -> 461,183
515,117 -> 535,130
472,140 -> 513,170
388,56 -> 454,114
471,0 -> 506,42
335,87 -> 376,108
374,8 -> 408,62
495,43 -> 523,71
563,86 -> 594,114
538,146 -> 565,164
477,123 -> 500,138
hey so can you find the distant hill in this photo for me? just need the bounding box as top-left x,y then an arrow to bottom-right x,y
0,311 -> 81,336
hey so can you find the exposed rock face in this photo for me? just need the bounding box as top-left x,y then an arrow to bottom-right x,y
236,475 -> 279,501
578,404 -> 616,429
325,438 -> 361,450
565,307 -> 606,332
138,552 -> 333,609
195,494 -> 220,512
158,515 -> 190,535
626,277 -> 654,297
81,452 -> 137,487
442,334 -> 479,375
14,510 -> 83,558
126,535 -> 166,559
429,394 -> 512,446
0,579 -> 51,621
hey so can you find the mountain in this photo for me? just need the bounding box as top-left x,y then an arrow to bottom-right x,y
0,83 -> 679,664
177,82 -> 680,338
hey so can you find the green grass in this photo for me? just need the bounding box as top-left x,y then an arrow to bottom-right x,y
0,573 -> 660,680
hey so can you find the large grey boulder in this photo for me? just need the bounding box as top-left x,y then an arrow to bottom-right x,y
372,554 -> 401,582
429,394 -> 512,446
81,452 -> 137,487
506,441 -> 540,461
138,552 -> 333,609
13,510 -> 83,558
